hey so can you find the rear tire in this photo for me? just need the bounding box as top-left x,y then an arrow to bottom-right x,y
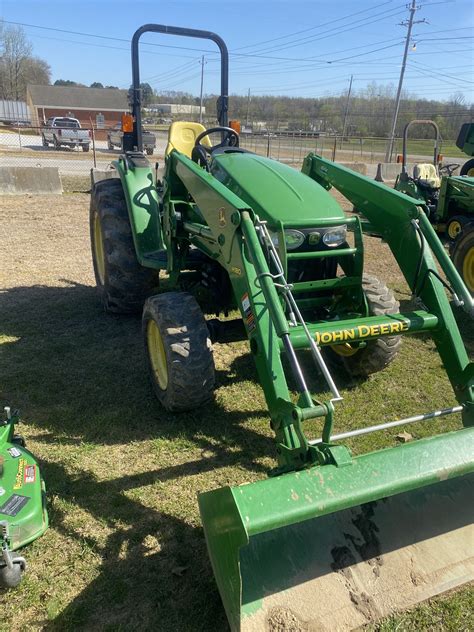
53,136 -> 60,150
330,274 -> 402,377
460,158 -> 474,177
82,144 -> 90,152
41,134 -> 48,147
451,222 -> 474,294
146,148 -> 154,156
143,292 -> 215,411
90,178 -> 159,313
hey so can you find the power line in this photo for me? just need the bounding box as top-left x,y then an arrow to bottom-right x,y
234,7 -> 408,57
232,0 -> 398,52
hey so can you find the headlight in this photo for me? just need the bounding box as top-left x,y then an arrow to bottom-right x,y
270,229 -> 305,251
284,229 -> 305,250
322,226 -> 347,247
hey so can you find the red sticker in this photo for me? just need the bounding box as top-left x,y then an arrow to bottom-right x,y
24,464 -> 36,484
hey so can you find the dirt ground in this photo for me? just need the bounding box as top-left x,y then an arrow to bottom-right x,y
0,191 -> 472,631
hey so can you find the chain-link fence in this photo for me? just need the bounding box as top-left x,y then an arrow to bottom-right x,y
0,124 -> 465,192
239,132 -> 465,165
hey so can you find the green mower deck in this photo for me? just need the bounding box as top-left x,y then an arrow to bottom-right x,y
0,407 -> 48,588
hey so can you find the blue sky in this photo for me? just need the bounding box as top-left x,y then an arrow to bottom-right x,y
1,0 -> 473,102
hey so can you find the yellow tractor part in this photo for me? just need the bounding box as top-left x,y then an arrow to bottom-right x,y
447,219 -> 463,240
463,245 -> 474,291
93,212 -> 106,285
146,320 -> 169,390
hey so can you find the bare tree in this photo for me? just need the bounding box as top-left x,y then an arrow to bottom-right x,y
0,23 -> 50,100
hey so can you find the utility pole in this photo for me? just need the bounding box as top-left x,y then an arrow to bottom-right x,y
341,74 -> 353,147
246,88 -> 251,128
384,0 -> 426,162
199,55 -> 206,124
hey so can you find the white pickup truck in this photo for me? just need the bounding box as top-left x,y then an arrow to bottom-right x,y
42,117 -> 91,152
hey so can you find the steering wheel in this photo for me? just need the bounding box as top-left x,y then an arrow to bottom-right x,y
439,163 -> 460,176
194,127 -> 240,155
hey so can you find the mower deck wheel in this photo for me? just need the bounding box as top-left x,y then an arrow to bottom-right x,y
0,560 -> 24,589
143,292 -> 215,411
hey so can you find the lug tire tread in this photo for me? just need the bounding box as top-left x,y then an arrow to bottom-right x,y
90,178 -> 158,313
342,274 -> 402,376
143,292 -> 215,411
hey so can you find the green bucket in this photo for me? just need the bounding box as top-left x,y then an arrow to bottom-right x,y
199,427 -> 474,630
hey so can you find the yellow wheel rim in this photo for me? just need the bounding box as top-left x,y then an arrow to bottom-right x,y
467,167 -> 474,177
462,245 -> 474,293
93,213 -> 106,285
147,319 -> 168,390
331,342 -> 359,357
447,220 -> 462,240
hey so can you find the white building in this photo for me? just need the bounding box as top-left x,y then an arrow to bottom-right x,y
147,103 -> 205,115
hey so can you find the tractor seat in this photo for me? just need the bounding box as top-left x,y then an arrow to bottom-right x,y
413,163 -> 441,189
165,121 -> 211,158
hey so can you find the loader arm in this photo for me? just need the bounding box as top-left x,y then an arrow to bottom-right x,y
303,154 -> 474,423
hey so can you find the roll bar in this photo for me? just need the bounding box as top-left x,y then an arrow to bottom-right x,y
402,119 -> 440,174
130,24 -> 229,151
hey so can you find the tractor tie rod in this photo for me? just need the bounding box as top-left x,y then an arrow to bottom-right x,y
309,405 -> 464,445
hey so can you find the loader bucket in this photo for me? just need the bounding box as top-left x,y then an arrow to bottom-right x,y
198,428 -> 474,631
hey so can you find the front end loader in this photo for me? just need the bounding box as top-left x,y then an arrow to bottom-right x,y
89,24 -> 474,630
0,406 -> 48,588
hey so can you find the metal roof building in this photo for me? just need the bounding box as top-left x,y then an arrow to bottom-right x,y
0,100 -> 31,123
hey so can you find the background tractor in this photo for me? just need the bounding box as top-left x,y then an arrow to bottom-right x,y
394,120 -> 474,293
89,23 -> 474,631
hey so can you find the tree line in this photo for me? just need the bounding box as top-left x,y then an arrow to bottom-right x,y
155,86 -> 473,140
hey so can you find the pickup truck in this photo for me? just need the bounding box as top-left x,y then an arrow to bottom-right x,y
107,123 -> 156,155
42,117 -> 90,152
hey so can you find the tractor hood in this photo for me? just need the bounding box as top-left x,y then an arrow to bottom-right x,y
210,151 -> 344,226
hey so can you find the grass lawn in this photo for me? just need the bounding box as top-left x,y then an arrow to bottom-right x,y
0,189 -> 472,631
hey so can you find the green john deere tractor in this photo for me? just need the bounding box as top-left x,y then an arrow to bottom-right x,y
0,406 -> 48,588
394,120 -> 474,293
90,24 -> 474,631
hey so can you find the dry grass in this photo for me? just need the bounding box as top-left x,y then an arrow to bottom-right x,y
0,191 -> 472,631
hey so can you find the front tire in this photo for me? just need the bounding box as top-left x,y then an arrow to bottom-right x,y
90,179 -> 158,313
330,274 -> 402,377
460,158 -> 474,177
452,222 -> 474,294
82,144 -> 90,152
143,292 -> 215,411
146,148 -> 154,156
446,215 -> 466,241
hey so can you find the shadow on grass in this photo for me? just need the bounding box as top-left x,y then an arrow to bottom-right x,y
0,282 -> 278,630
2,282 -> 472,630
0,281 -> 273,448
41,462 -> 228,632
